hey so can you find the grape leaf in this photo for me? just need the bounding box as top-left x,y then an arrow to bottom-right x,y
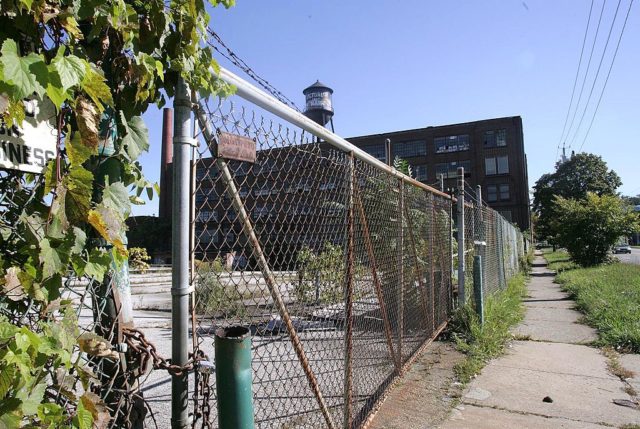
66,129 -> 93,166
83,248 -> 111,282
39,238 -> 64,279
81,68 -> 113,110
87,206 -> 126,255
120,113 -> 149,161
74,97 -> 100,154
0,39 -> 46,98
51,48 -> 87,91
64,166 -> 93,223
101,181 -> 131,218
2,267 -> 26,302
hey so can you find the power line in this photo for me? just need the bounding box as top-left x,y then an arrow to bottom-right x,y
557,0 -> 595,159
578,0 -> 634,152
206,28 -> 302,112
561,0 -> 608,156
567,0 -> 624,149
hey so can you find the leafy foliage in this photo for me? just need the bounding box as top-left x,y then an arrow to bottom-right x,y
532,153 -> 621,243
128,247 -> 150,272
553,193 -> 639,266
296,242 -> 348,304
1,0 -> 234,424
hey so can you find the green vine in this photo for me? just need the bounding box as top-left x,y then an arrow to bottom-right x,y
0,0 -> 234,425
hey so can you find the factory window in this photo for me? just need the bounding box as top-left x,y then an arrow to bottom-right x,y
487,185 -> 498,202
362,143 -> 387,162
413,164 -> 428,181
435,160 -> 471,179
485,155 -> 509,175
499,184 -> 510,201
393,140 -> 427,158
434,135 -> 470,153
484,129 -> 507,147
499,210 -> 512,222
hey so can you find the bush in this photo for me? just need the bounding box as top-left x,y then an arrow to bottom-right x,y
554,193 -> 639,266
296,243 -> 346,304
128,247 -> 151,272
194,259 -> 245,317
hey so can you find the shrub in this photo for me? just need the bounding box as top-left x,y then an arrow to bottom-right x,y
194,259 -> 245,317
554,193 -> 639,266
128,247 -> 151,272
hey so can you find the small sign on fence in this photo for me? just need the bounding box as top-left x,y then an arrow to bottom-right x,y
214,131 -> 256,163
0,96 -> 57,174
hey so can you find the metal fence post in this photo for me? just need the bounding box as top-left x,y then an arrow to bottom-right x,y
496,219 -> 506,290
473,256 -> 484,325
397,178 -> 404,367
456,167 -> 465,304
171,78 -> 192,429
343,152 -> 355,429
476,185 -> 485,290
215,326 -> 255,429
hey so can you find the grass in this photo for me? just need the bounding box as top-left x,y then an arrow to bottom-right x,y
449,273 -> 528,382
555,263 -> 640,352
542,249 -> 577,272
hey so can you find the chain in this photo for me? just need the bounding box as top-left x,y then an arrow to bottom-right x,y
191,349 -> 213,429
122,327 -> 195,377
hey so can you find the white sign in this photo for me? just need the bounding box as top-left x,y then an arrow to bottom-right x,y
0,97 -> 57,174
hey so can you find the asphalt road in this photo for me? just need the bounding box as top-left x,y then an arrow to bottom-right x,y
615,247 -> 640,265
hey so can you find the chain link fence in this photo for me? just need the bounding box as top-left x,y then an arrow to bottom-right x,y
1,83 -> 527,429
188,88 -> 526,428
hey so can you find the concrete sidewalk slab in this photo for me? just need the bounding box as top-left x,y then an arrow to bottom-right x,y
513,318 -> 598,344
619,353 -> 640,392
458,363 -> 639,426
523,299 -> 577,309
443,404 -> 611,429
492,341 -> 617,379
521,306 -> 581,323
441,254 -> 640,428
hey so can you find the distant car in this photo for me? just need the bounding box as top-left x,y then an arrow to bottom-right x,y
613,244 -> 632,254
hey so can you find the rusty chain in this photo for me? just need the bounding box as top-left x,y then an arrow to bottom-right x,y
123,327 -> 196,377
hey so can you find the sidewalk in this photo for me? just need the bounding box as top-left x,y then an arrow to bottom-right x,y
440,254 -> 640,428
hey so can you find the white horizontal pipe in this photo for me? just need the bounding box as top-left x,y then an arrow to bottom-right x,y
216,66 -> 452,200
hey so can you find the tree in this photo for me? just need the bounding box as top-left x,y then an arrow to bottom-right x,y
554,193 -> 639,266
533,153 -> 621,243
0,0 -> 233,426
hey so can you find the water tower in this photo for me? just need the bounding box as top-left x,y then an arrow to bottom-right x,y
303,80 -> 334,132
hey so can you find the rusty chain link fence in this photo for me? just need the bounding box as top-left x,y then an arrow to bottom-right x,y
188,81 -> 527,428
0,76 -> 527,429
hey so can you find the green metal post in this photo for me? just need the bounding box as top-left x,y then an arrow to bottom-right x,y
215,326 -> 255,429
473,255 -> 484,325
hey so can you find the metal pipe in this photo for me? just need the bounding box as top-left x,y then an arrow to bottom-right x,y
216,67 -> 452,200
354,185 -> 400,373
193,102 -> 337,429
215,326 -> 255,429
343,153 -> 355,429
397,179 -> 404,367
171,78 -> 192,429
402,201 -> 430,329
473,256 -> 484,325
456,167 -> 465,305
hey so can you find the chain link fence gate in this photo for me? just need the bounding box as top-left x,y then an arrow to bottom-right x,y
183,67 -> 527,429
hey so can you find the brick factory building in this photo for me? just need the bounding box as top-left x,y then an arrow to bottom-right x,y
347,116 -> 530,231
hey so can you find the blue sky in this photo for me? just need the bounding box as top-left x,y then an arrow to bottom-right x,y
136,0 -> 639,216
